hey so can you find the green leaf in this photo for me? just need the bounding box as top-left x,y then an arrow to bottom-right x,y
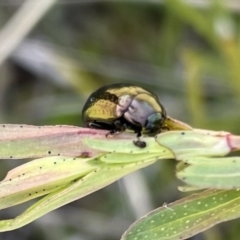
84,137 -> 166,154
0,156 -> 95,210
0,158 -> 155,232
0,124 -> 102,159
156,130 -> 231,158
85,137 -> 174,163
122,189 -> 240,240
1,125 -> 240,234
177,156 -> 240,189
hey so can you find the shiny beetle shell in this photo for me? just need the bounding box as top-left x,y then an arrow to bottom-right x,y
82,83 -> 167,137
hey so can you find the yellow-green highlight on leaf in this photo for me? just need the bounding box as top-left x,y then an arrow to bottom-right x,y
178,185 -> 205,193
122,189 -> 240,240
99,152 -> 171,164
84,137 -> 167,154
177,156 -> 240,189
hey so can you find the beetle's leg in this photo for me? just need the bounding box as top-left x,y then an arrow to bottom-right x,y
133,130 -> 146,148
124,123 -> 147,148
136,131 -> 142,138
88,122 -> 114,130
106,119 -> 127,137
106,129 -> 118,137
88,121 -> 121,137
88,122 -> 105,129
133,140 -> 146,148
114,119 -> 127,132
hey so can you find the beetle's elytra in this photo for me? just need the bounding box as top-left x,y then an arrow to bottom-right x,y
82,83 -> 166,148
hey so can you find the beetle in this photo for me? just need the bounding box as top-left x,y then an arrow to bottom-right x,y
82,83 -> 167,148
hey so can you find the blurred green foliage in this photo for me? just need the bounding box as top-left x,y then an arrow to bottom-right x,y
1,0 -> 240,240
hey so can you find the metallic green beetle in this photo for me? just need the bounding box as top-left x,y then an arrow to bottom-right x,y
82,83 -> 167,148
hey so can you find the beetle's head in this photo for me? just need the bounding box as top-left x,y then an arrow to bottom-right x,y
144,112 -> 166,136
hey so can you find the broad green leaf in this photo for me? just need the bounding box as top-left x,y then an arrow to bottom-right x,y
122,189 -> 240,240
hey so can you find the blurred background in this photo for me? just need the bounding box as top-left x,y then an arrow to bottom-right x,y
1,0 -> 240,240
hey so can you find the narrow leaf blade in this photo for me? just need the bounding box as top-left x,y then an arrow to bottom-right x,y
122,189 -> 240,240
